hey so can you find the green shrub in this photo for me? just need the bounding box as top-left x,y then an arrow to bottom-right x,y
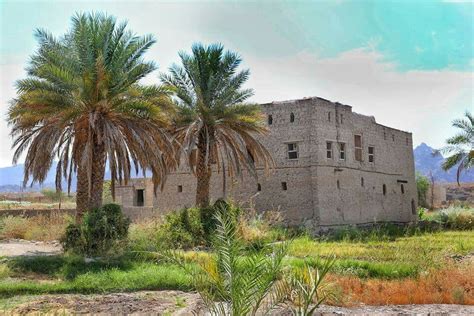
62,204 -> 130,257
159,207 -> 204,249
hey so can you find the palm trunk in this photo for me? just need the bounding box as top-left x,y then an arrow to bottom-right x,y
75,161 -> 89,223
89,138 -> 106,210
196,131 -> 212,207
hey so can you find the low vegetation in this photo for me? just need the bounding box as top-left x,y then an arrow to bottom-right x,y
0,202 -> 473,309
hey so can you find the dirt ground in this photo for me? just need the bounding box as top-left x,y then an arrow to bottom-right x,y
0,239 -> 61,257
3,291 -> 474,315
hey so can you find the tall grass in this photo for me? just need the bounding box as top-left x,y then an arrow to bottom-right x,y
0,212 -> 72,241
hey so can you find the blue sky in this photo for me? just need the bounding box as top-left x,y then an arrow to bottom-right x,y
0,0 -> 473,167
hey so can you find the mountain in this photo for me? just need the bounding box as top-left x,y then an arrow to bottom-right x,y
0,162 -> 77,192
414,143 -> 474,182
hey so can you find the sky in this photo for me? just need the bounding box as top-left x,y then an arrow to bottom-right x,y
0,0 -> 473,168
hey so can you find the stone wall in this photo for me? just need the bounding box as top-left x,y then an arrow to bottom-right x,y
115,96 -> 418,229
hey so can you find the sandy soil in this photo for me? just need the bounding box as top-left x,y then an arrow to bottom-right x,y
0,239 -> 61,257
5,291 -> 474,315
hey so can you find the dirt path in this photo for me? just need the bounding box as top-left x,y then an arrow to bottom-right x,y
0,239 -> 61,257
3,291 -> 473,315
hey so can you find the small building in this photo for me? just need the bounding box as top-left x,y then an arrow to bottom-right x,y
115,97 -> 418,230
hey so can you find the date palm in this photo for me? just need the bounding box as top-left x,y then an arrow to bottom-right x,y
8,13 -> 176,221
160,43 -> 273,207
440,111 -> 474,184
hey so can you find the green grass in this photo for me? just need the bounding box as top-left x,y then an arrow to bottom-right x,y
288,231 -> 474,277
1,230 -> 472,297
1,256 -> 191,297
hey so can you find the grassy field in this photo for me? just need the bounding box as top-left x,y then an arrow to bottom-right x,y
1,230 -> 472,305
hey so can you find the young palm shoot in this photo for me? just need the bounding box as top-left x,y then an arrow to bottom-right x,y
287,257 -> 335,315
161,205 -> 288,316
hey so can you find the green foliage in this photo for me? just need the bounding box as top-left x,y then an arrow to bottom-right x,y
61,204 -> 130,257
162,205 -> 289,315
158,200 -> 237,249
102,181 -> 114,204
286,258 -> 335,315
440,111 -> 474,184
425,206 -> 474,230
160,207 -> 205,249
0,264 -> 11,280
416,172 -> 430,208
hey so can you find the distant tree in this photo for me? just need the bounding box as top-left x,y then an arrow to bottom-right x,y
161,43 -> 273,207
8,13 -> 176,221
440,111 -> 474,185
416,172 -> 430,208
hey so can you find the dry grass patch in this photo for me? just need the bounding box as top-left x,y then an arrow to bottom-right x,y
329,265 -> 474,306
0,212 -> 72,241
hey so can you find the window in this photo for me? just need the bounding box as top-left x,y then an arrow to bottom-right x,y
339,143 -> 345,160
383,184 -> 387,195
368,146 -> 375,163
340,114 -> 343,124
257,183 -> 261,191
354,135 -> 362,161
290,112 -> 295,123
287,143 -> 298,159
177,185 -> 183,193
135,189 -> 144,207
411,199 -> 416,215
406,137 -> 409,146
268,115 -> 273,125
326,141 -> 333,159
361,177 -> 364,187
401,184 -> 405,194
383,128 -> 387,140
337,180 -> 340,189
392,134 -> 395,142
281,182 -> 287,191
328,112 -> 331,122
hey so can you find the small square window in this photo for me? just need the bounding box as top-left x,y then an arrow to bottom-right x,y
281,182 -> 287,191
339,143 -> 345,160
177,185 -> 183,193
326,141 -> 333,159
287,143 -> 299,160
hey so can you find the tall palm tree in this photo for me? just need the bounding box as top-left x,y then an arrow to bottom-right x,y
161,43 -> 273,207
8,13 -> 176,221
441,111 -> 474,184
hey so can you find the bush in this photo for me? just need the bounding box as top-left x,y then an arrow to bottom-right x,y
429,206 -> 474,230
62,204 -> 131,257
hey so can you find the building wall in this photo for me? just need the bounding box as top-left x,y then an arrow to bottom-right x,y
115,97 -> 418,229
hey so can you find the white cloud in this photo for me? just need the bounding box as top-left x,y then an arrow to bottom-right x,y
1,48 -> 472,167
243,48 -> 472,150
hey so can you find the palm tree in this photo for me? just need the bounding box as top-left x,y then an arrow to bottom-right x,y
440,111 -> 474,184
8,13 -> 176,221
160,43 -> 273,207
